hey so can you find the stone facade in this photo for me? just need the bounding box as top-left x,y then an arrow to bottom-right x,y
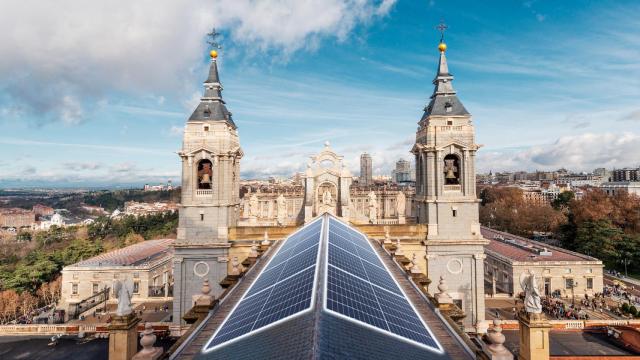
482,227 -> 604,298
59,239 -> 174,316
173,53 -> 243,325
0,208 -> 35,228
238,183 -> 305,227
412,42 -> 487,329
236,145 -> 415,227
303,142 -> 352,222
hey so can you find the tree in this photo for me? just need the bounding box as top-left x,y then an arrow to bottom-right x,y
479,186 -> 565,237
552,191 -> 574,210
19,292 -> 38,318
573,220 -> 622,267
0,290 -> 19,323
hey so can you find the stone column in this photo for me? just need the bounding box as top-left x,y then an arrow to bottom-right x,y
517,312 -> 551,360
108,313 -> 141,360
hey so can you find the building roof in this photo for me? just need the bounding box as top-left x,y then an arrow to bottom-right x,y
421,46 -> 470,119
175,215 -> 472,359
482,227 -> 600,263
188,58 -> 236,129
72,238 -> 174,268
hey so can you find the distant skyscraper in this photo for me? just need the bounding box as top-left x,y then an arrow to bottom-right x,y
360,153 -> 372,186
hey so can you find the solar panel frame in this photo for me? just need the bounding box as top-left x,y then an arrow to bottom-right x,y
323,217 -> 444,354
202,216 -> 324,353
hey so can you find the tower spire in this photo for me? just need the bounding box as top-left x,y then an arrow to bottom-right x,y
421,26 -> 469,119
188,29 -> 236,128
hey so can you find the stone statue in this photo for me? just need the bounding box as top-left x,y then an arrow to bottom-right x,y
322,189 -> 333,205
520,270 -> 542,319
396,191 -> 406,216
368,191 -> 378,223
276,194 -> 287,225
249,194 -> 259,217
114,279 -> 134,316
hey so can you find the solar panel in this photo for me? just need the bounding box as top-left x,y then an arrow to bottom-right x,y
203,217 -> 323,352
202,215 -> 442,355
324,217 -> 441,352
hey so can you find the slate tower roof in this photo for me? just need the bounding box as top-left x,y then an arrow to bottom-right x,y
188,53 -> 236,129
421,41 -> 470,120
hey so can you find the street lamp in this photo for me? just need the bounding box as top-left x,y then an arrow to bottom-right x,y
621,258 -> 631,278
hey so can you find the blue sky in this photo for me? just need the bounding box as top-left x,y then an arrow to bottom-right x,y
0,0 -> 639,187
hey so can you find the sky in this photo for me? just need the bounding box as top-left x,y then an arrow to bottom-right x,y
0,0 -> 639,187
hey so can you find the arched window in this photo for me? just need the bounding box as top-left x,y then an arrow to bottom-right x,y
197,159 -> 213,189
443,154 -> 460,185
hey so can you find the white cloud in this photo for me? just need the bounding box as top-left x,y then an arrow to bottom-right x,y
169,125 -> 184,137
60,95 -> 84,125
0,0 -> 396,125
478,132 -> 640,173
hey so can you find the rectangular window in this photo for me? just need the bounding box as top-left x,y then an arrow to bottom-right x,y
72,283 -> 78,295
452,209 -> 457,217
565,278 -> 574,289
92,283 -> 99,294
587,278 -> 593,289
133,281 -> 140,294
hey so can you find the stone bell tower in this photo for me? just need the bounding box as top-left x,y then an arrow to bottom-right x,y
173,49 -> 243,324
411,38 -> 488,330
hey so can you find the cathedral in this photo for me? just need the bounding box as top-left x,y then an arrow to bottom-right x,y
172,38 -> 487,341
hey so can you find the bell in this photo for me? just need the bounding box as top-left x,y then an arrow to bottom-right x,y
445,168 -> 456,179
200,173 -> 211,184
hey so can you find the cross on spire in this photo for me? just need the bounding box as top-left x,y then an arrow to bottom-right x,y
206,28 -> 222,50
436,20 -> 448,43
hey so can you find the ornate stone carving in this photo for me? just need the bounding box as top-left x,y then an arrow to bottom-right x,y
249,241 -> 259,258
486,319 -> 513,359
276,194 -> 287,225
249,194 -> 259,218
410,253 -> 423,274
435,276 -> 453,304
368,191 -> 378,224
396,191 -> 406,216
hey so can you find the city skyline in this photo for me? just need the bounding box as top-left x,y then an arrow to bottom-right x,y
1,1 -> 639,187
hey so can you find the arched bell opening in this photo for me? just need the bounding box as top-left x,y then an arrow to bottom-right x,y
443,154 -> 460,185
197,159 -> 213,189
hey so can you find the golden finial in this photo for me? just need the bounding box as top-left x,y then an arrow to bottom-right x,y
436,20 -> 448,53
207,28 -> 222,59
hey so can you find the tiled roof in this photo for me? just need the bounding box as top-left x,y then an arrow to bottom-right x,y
72,239 -> 174,267
482,227 -> 599,263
